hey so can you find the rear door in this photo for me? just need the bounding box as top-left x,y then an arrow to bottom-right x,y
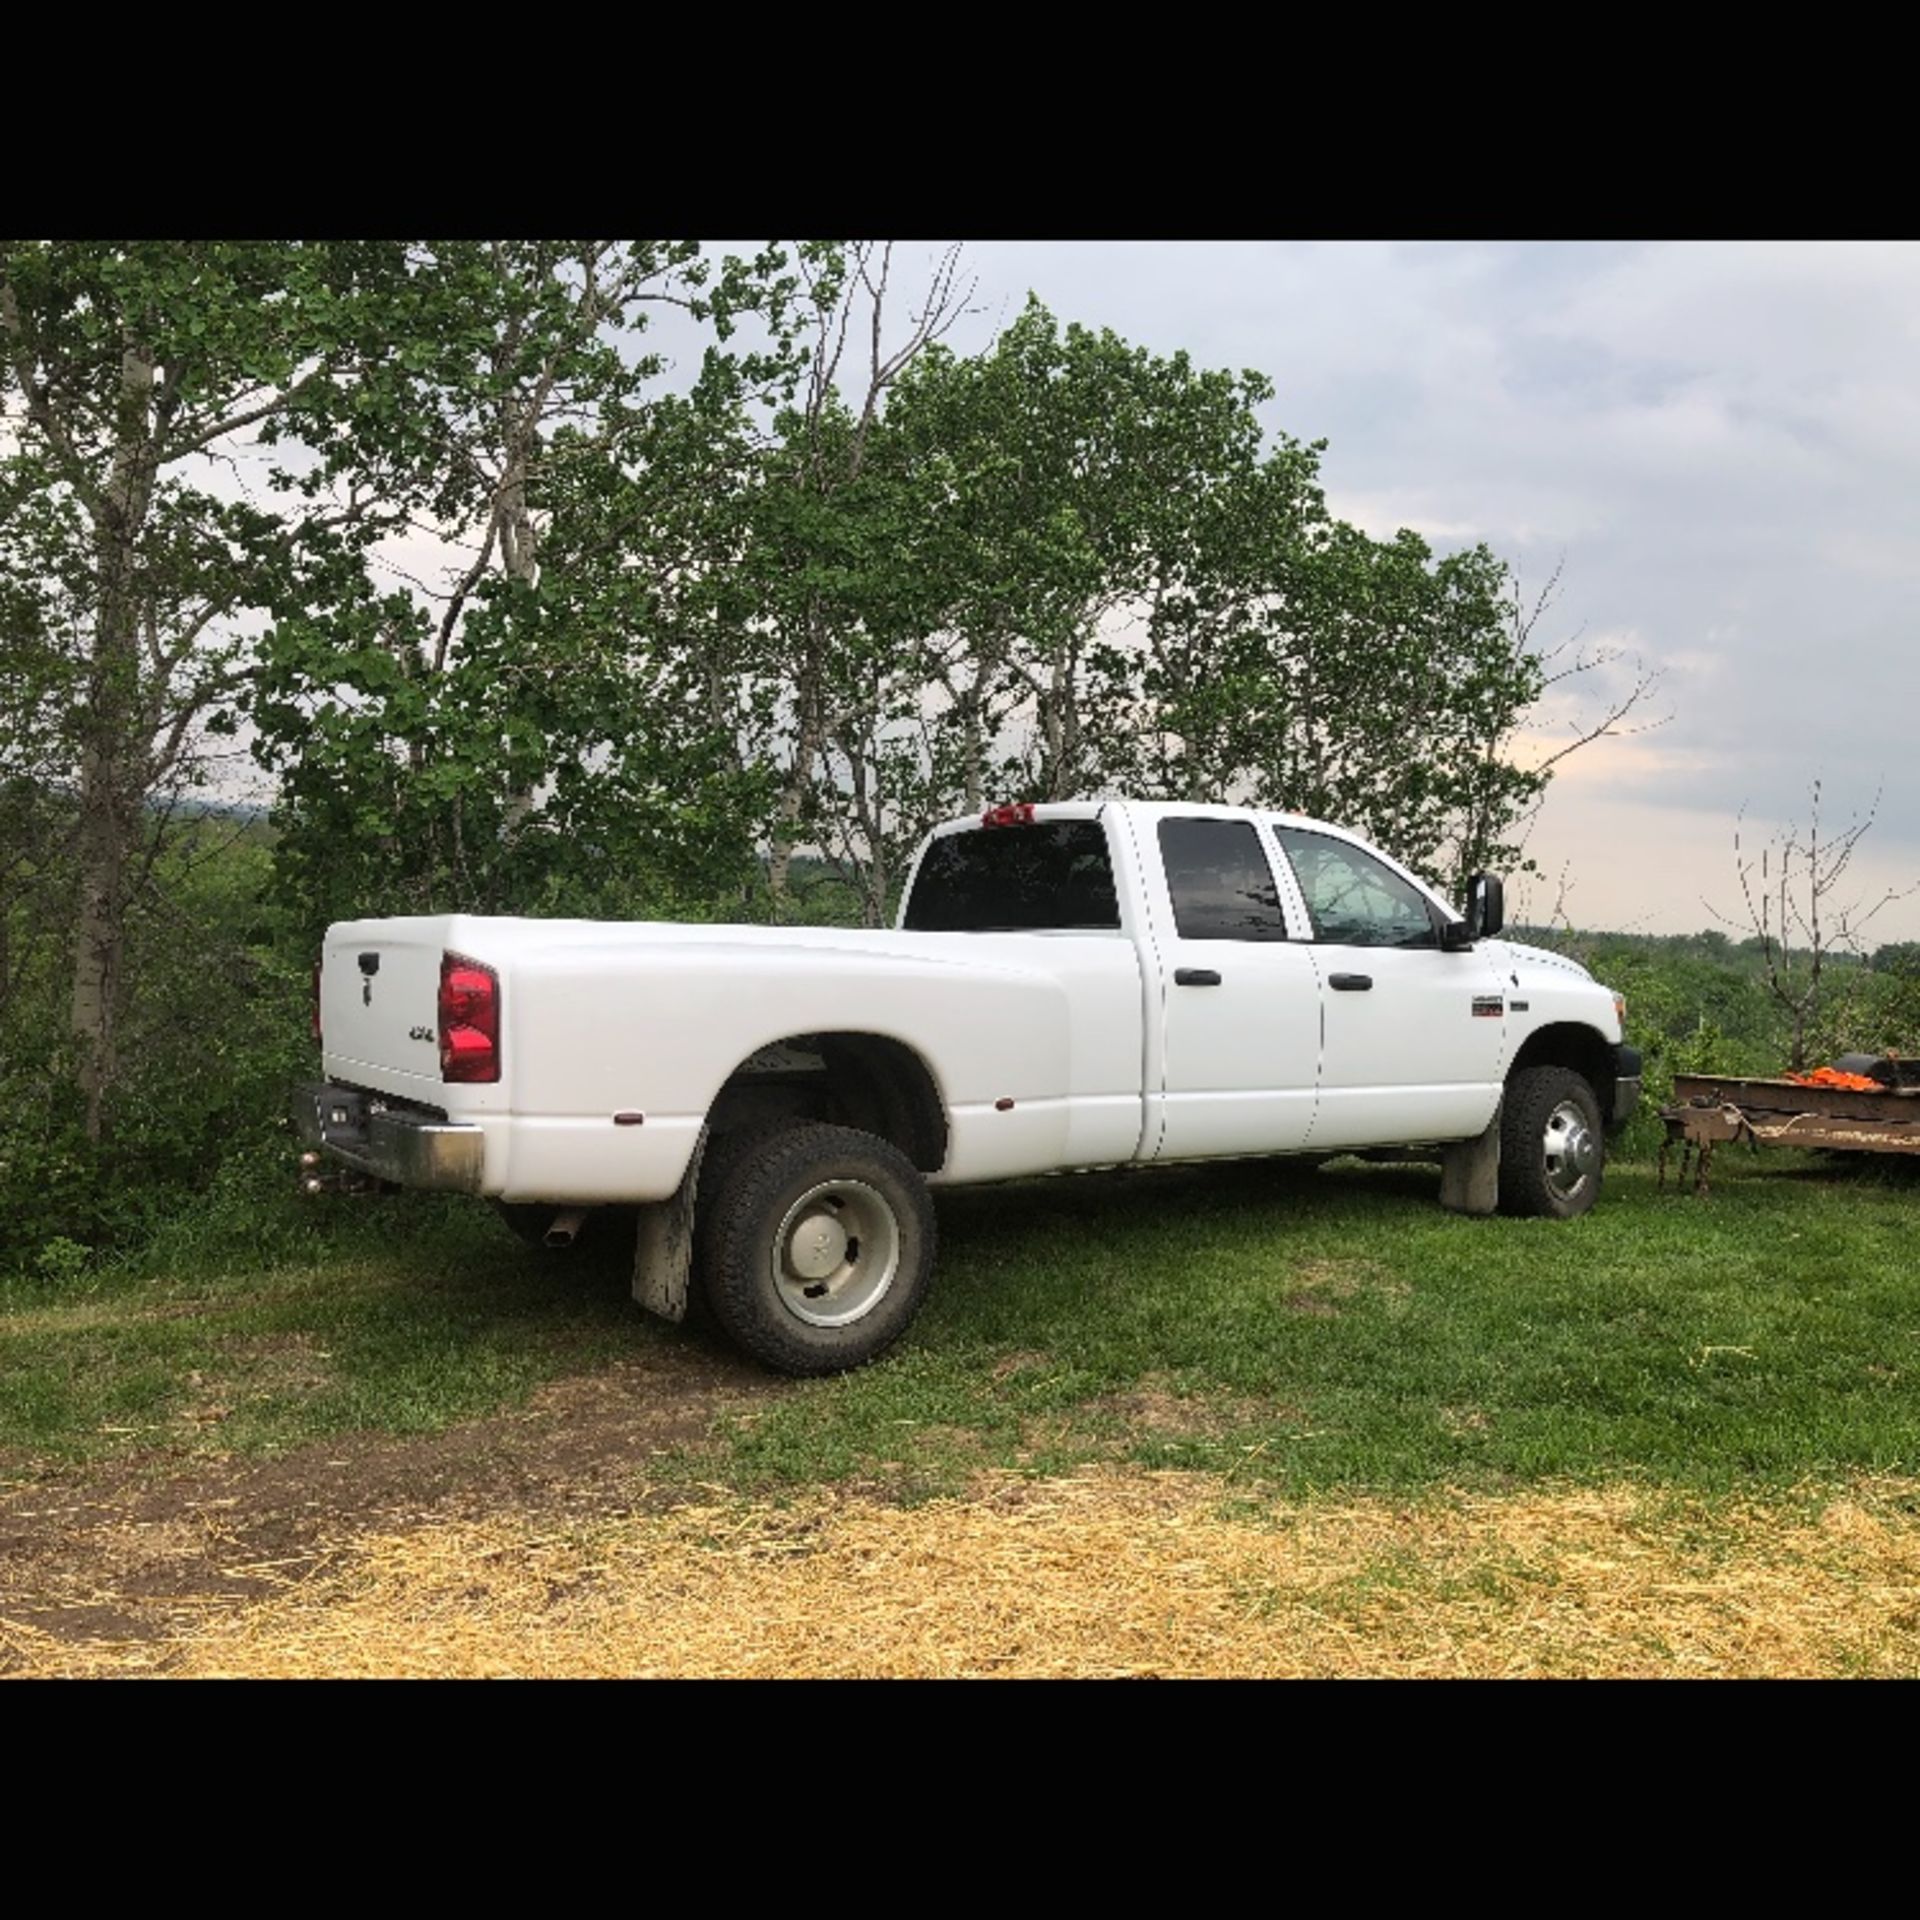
1270,825 -> 1507,1147
1149,816 -> 1324,1160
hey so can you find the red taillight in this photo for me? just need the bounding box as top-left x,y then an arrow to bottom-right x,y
439,952 -> 500,1083
312,955 -> 323,1047
981,802 -> 1037,828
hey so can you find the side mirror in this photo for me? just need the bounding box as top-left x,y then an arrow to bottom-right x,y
1439,918 -> 1475,952
1465,872 -> 1506,941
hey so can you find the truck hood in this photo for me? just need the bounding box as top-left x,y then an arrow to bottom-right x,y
1487,938 -> 1596,983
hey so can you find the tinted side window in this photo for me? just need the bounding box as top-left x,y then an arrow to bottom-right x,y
903,821 -> 1120,931
1158,818 -> 1291,941
1273,826 -> 1438,949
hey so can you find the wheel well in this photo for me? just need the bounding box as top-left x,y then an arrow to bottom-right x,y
706,1033 -> 948,1174
1508,1023 -> 1614,1110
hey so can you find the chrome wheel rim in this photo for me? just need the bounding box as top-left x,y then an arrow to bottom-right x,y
771,1179 -> 901,1327
1542,1100 -> 1601,1200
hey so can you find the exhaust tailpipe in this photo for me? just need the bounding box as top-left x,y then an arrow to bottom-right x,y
544,1208 -> 589,1249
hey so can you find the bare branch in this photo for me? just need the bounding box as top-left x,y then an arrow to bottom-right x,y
169,370 -> 334,460
1706,778 -> 1917,1069
1529,660 -> 1667,774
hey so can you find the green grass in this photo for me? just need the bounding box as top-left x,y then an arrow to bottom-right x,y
3,1151 -> 1919,1498
718,1150 -> 1920,1499
0,1197 -> 652,1466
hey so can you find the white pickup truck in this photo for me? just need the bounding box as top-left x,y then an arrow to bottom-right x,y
294,800 -> 1639,1375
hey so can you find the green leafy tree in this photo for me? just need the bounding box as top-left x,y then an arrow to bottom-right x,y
1238,528 -> 1550,886
839,298 -> 1292,915
729,243 -> 975,924
867,299 -> 1604,901
250,241 -> 805,938
0,240 -> 412,1140
883,301 -> 1287,812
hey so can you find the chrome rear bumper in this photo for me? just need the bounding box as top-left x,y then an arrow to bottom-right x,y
291,1081 -> 486,1193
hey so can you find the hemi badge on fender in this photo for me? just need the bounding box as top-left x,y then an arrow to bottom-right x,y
1471,996 -> 1504,1018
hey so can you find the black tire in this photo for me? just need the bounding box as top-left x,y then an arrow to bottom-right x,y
695,1120 -> 936,1377
1498,1065 -> 1606,1219
682,1123 -> 799,1328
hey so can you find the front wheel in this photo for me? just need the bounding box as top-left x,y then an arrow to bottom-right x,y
696,1121 -> 936,1376
1498,1066 -> 1605,1219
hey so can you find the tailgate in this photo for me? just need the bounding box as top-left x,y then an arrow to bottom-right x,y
320,925 -> 449,1093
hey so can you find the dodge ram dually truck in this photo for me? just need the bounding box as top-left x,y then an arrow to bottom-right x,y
294,800 -> 1640,1375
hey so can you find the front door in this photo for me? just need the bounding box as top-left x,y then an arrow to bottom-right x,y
1271,824 -> 1509,1148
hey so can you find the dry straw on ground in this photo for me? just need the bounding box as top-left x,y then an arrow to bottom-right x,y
8,1466 -> 1920,1678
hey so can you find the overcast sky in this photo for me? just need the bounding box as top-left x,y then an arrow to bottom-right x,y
894,241 -> 1920,944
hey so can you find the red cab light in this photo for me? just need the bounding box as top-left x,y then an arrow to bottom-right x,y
981,802 -> 1037,828
439,952 -> 500,1083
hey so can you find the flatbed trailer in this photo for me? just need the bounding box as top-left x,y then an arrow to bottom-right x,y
1660,1071 -> 1920,1192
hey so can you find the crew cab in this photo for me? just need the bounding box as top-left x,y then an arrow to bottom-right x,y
293,801 -> 1640,1375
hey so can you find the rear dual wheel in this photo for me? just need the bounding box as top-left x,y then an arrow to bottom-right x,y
696,1121 -> 936,1376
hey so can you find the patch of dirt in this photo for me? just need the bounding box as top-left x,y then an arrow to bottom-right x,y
0,1340 -> 776,1664
1086,1377 -> 1279,1439
988,1350 -> 1053,1381
1280,1257 -> 1406,1316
